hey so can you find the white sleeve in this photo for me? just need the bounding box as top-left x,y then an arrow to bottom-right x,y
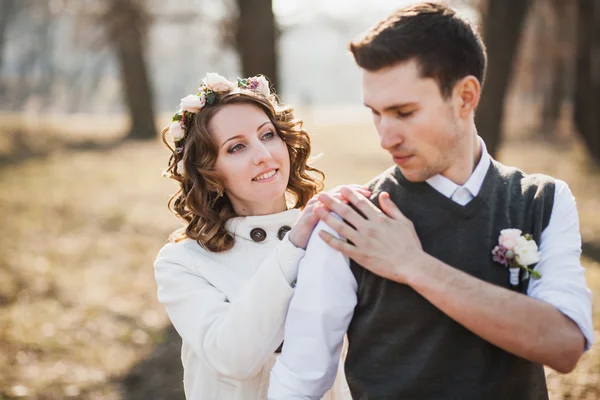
278,234 -> 306,285
527,179 -> 594,350
154,240 -> 303,380
268,221 -> 358,399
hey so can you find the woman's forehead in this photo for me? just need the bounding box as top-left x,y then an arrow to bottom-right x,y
209,104 -> 271,143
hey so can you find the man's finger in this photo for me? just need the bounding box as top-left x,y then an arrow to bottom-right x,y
355,189 -> 372,197
318,230 -> 359,259
340,187 -> 381,220
379,192 -> 406,220
317,192 -> 366,228
315,206 -> 360,243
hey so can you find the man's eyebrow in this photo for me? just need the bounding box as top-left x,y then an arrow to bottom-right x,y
364,102 -> 418,112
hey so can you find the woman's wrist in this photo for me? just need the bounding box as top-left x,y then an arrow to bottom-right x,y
277,234 -> 305,286
288,229 -> 307,250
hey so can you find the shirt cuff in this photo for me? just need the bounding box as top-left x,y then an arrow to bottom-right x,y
277,233 -> 305,286
554,299 -> 595,351
533,289 -> 595,351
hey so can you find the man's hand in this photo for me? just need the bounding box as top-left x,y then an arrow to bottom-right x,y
315,187 -> 425,284
289,185 -> 371,249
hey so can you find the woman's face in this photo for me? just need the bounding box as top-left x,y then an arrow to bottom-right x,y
210,103 -> 290,216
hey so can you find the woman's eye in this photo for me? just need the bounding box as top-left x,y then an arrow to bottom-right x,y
229,143 -> 245,153
261,131 -> 275,140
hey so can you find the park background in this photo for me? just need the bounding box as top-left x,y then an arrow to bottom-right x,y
1,0 -> 599,398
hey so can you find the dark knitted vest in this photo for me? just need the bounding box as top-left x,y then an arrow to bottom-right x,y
346,160 -> 555,400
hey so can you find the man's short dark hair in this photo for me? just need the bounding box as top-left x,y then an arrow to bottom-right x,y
349,2 -> 487,98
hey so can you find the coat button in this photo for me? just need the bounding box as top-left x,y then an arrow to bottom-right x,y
277,225 -> 291,240
250,228 -> 267,242
275,341 -> 284,353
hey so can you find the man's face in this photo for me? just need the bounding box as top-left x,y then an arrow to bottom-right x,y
363,60 -> 467,182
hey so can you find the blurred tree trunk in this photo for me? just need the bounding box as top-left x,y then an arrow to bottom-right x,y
235,0 -> 278,88
35,1 -> 55,103
104,0 -> 156,140
476,0 -> 532,157
574,0 -> 600,164
9,1 -> 53,110
0,0 -> 16,102
0,0 -> 15,73
540,0 -> 574,137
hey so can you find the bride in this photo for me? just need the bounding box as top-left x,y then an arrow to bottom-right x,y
154,73 -> 359,399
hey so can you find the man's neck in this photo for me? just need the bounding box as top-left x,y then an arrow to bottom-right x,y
440,130 -> 481,186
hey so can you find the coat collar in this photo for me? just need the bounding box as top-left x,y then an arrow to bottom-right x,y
225,208 -> 300,243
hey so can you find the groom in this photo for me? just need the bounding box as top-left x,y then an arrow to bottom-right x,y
268,2 -> 593,399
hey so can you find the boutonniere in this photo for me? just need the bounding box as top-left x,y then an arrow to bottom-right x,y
492,229 -> 542,287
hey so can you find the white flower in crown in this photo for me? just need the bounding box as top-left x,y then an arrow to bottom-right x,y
203,73 -> 235,93
169,121 -> 185,140
180,94 -> 205,113
177,160 -> 185,175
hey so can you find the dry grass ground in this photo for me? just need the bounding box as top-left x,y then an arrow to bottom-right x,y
0,108 -> 598,399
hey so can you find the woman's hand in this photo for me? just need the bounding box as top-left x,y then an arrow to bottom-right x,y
288,184 -> 371,249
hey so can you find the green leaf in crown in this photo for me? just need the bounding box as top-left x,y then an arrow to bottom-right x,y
205,91 -> 217,105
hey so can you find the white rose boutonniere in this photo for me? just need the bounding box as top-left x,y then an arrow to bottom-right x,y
492,229 -> 542,287
514,236 -> 542,266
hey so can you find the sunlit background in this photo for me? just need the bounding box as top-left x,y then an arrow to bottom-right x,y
1,0 -> 599,398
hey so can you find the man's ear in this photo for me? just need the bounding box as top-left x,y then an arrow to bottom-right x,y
453,76 -> 481,118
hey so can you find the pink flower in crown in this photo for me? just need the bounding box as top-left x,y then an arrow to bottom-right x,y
247,76 -> 270,97
498,228 -> 522,251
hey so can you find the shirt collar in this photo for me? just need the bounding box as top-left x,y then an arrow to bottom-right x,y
425,136 -> 491,198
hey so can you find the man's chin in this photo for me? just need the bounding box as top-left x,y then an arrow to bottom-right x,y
397,166 -> 432,183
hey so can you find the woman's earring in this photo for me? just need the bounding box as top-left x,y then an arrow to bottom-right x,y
217,188 -> 224,198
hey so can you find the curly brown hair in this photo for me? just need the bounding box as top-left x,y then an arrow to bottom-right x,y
161,85 -> 324,252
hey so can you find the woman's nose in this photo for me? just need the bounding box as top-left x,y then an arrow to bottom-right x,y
252,143 -> 273,165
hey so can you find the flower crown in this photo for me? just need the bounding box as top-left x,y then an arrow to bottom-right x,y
167,73 -> 271,175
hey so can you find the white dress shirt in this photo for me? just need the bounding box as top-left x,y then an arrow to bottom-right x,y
268,137 -> 594,400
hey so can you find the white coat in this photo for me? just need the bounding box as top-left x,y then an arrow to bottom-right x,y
154,209 -> 349,399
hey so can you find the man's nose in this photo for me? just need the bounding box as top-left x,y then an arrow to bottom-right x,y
378,117 -> 403,150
